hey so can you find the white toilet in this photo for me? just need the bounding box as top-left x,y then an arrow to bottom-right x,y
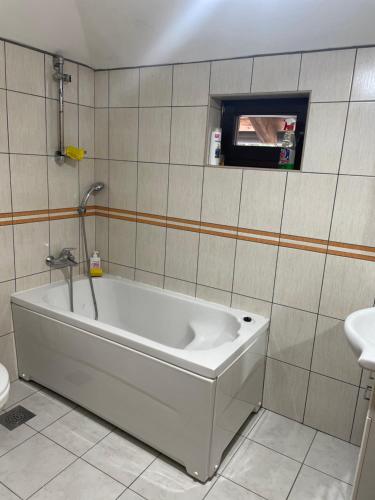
0,363 -> 10,410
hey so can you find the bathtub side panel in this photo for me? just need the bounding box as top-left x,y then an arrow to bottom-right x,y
12,304 -> 216,481
210,331 -> 267,470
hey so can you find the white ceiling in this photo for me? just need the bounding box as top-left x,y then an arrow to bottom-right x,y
0,0 -> 375,69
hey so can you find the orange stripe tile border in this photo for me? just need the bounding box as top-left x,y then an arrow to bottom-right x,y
3,204 -> 375,262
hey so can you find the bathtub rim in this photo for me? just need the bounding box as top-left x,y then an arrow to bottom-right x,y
11,275 -> 269,378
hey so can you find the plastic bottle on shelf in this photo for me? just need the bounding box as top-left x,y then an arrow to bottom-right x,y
278,124 -> 296,169
209,128 -> 222,166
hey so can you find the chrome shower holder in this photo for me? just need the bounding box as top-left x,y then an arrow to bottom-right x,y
53,55 -> 72,165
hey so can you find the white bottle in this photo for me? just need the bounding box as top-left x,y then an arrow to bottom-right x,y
209,128 -> 222,166
90,250 -> 102,276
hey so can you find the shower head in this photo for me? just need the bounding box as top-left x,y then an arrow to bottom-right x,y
79,182 -> 105,214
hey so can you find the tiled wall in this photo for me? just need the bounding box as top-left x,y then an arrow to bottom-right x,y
0,41 -> 95,382
93,47 -> 375,444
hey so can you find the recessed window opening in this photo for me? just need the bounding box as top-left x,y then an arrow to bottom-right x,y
220,95 -> 309,170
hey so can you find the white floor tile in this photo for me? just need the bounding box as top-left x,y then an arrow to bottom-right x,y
14,391 -> 74,431
0,434 -> 75,499
288,465 -> 352,500
131,457 -> 216,500
305,432 -> 359,484
83,429 -> 157,486
42,408 -> 112,456
3,380 -> 37,410
30,459 -> 125,500
0,482 -> 19,500
223,439 -> 300,500
248,410 -> 316,461
118,490 -> 145,500
205,476 -> 262,499
0,420 -> 36,457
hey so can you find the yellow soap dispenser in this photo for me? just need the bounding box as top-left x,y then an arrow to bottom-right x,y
90,250 -> 103,277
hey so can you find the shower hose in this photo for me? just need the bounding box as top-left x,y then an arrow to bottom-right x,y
80,214 -> 99,320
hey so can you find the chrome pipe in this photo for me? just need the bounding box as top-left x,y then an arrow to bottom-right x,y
53,55 -> 71,165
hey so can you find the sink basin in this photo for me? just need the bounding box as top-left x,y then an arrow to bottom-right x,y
345,307 -> 375,371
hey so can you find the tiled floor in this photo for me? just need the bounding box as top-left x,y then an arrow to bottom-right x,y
0,380 -> 359,500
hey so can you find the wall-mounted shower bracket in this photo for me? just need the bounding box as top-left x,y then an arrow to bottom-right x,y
53,55 -> 71,165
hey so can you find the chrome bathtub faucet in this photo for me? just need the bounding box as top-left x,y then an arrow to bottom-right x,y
46,248 -> 77,313
46,248 -> 78,269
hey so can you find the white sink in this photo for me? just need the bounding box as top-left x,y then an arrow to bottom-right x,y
345,307 -> 375,371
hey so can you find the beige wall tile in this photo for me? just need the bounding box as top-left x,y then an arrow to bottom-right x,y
79,158 -> 94,198
140,65 -> 172,107
231,294 -> 272,317
239,169 -> 286,232
16,271 -> 50,292
109,161 -> 137,211
302,102 -> 348,174
197,234 -> 236,291
138,107 -> 171,163
108,219 -> 136,267
109,68 -> 139,107
164,277 -> 195,296
274,248 -> 326,312
167,164 -> 203,220
0,154 -> 12,213
268,304 -> 316,369
165,228 -> 199,282
251,54 -> 300,93
330,175 -> 375,247
350,388 -> 368,446
95,71 -> 108,107
210,58 -> 253,95
0,333 -> 18,381
6,43 -> 44,96
281,173 -> 337,239
48,157 -> 79,209
170,106 -> 207,165
351,47 -> 375,101
78,66 -> 94,107
201,167 -> 242,226
95,216 -> 109,260
44,55 -> 58,100
263,358 -> 309,422
320,255 -> 375,320
94,160 -> 109,206
0,280 -> 15,336
0,90 -> 8,152
135,269 -> 163,288
50,218 -> 79,257
79,106 -> 94,157
107,263 -> 135,280
109,108 -> 138,161
7,91 -> 46,154
79,215 -> 95,261
341,102 -> 375,176
0,226 -> 15,282
196,285 -> 231,306
46,100 -> 78,156
0,41 -> 5,88
137,163 -> 168,215
173,62 -> 210,106
14,221 -> 49,277
94,108 -> 108,158
10,155 -> 48,211
233,241 -> 278,301
299,49 -> 355,102
311,315 -> 361,385
136,223 -> 166,274
304,373 -> 357,440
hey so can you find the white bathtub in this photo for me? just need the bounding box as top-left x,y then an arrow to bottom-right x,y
12,276 -> 268,481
